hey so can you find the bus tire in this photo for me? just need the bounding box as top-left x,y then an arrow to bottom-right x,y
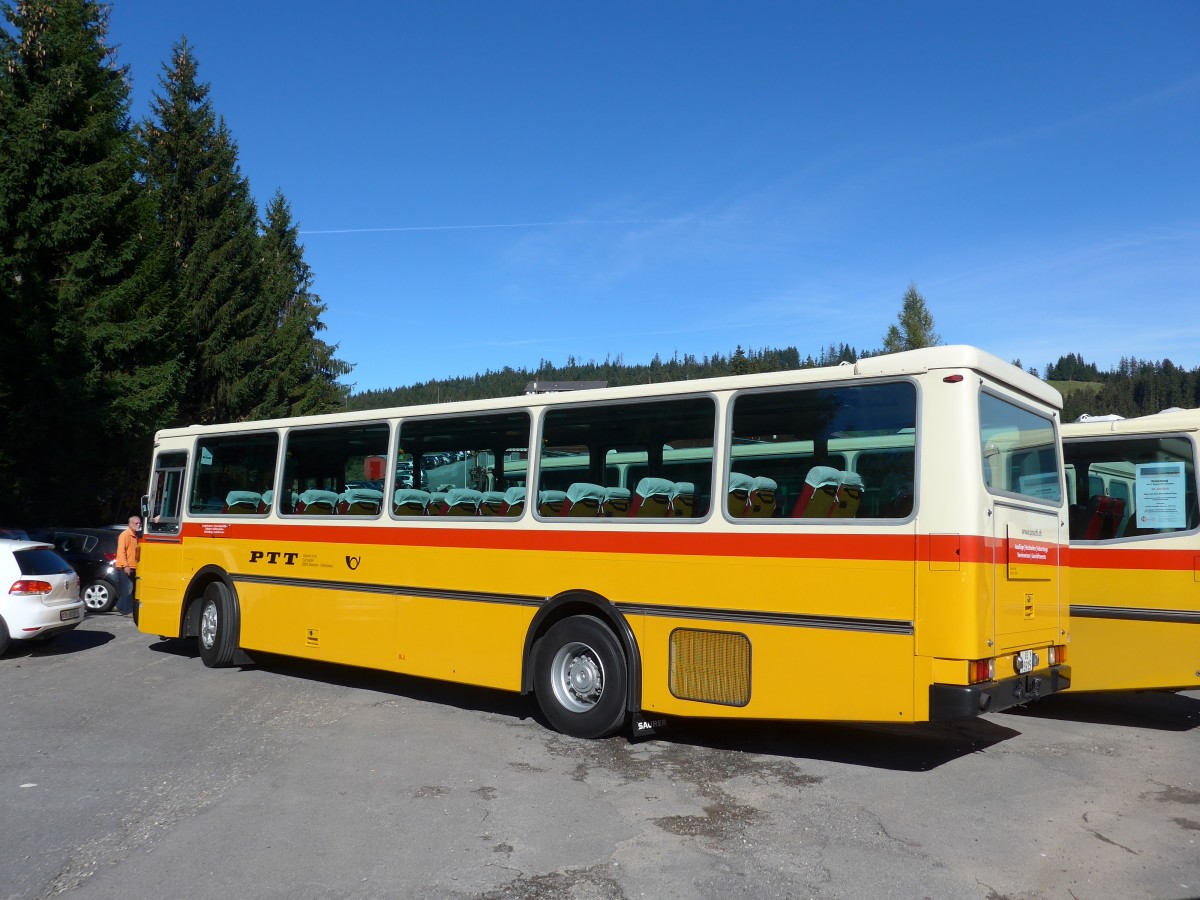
198,582 -> 238,668
534,616 -> 628,739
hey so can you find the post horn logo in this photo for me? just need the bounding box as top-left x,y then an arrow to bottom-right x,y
345,555 -> 361,570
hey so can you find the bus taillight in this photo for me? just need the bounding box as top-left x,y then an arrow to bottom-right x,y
967,658 -> 995,684
1047,644 -> 1067,666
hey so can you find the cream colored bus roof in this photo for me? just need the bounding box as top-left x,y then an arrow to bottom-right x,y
1064,407 -> 1200,438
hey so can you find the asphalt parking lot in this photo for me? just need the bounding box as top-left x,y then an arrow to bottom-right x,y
2,614 -> 1197,900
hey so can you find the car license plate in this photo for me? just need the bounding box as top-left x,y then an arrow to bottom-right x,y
60,608 -> 80,621
1014,649 -> 1038,674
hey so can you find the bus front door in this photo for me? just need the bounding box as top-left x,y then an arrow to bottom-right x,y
138,451 -> 187,634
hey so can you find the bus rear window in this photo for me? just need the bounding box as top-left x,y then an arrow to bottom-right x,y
979,393 -> 1061,504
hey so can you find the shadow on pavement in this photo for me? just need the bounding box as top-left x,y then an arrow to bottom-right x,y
142,639 -> 1021,771
648,715 -> 1021,772
10,627 -> 116,659
1000,689 -> 1200,732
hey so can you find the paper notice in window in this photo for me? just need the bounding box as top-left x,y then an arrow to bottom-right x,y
1134,462 -> 1186,529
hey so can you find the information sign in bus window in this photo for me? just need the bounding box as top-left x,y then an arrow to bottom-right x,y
1134,462 -> 1186,529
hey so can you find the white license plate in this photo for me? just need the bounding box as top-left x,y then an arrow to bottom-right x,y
60,608 -> 81,621
1015,649 -> 1038,674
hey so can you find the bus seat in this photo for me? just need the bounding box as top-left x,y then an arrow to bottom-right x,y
478,491 -> 507,516
745,476 -> 778,518
1100,497 -> 1125,539
631,477 -> 674,517
295,489 -> 338,515
830,471 -> 864,518
602,487 -> 631,516
792,466 -> 840,517
444,488 -> 483,516
393,488 -> 431,515
258,489 -> 274,514
669,482 -> 694,518
886,481 -> 913,518
427,491 -> 449,515
502,487 -> 526,516
337,488 -> 384,515
727,472 -> 754,517
562,482 -> 605,516
224,490 -> 262,514
537,490 -> 567,516
1082,495 -> 1112,540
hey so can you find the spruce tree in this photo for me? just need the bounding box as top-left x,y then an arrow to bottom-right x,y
0,0 -> 178,521
141,39 -> 263,424
257,190 -> 350,417
882,283 -> 941,353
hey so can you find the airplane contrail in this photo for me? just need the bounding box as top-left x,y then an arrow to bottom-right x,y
301,218 -> 697,235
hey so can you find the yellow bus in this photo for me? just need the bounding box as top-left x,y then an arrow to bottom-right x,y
137,345 -> 1070,738
1061,408 -> 1200,693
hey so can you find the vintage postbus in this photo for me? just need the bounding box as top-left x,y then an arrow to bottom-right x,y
137,346 -> 1070,737
1062,408 -> 1200,693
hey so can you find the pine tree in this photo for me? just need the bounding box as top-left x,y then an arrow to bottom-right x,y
0,0 -> 179,521
882,283 -> 941,353
256,191 -> 350,417
141,39 -> 263,424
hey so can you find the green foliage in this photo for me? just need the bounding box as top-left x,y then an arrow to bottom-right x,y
1045,353 -> 1100,382
1056,356 -> 1200,422
0,0 -> 180,522
141,40 -> 265,424
0,19 -> 349,523
255,191 -> 350,417
347,342 -> 871,412
882,283 -> 940,353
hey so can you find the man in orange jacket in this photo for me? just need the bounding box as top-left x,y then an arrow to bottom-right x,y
114,515 -> 141,616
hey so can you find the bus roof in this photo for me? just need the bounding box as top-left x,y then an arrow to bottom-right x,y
1063,406 -> 1200,438
154,344 -> 1060,440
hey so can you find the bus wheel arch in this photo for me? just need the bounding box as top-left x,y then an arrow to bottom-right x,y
523,591 -> 641,738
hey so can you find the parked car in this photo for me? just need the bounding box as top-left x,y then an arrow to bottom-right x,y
0,538 -> 83,656
26,527 -> 120,613
0,527 -> 29,539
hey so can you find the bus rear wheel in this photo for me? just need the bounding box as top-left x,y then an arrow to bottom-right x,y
198,582 -> 238,668
534,616 -> 628,739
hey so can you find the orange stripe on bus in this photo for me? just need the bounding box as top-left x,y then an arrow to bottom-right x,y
1069,545 -> 1197,572
175,522 -> 1061,566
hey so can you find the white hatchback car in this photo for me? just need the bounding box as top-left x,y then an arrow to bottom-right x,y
0,538 -> 84,656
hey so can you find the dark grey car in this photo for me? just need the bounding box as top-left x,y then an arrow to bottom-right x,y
26,527 -> 120,613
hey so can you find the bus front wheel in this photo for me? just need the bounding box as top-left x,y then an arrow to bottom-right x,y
198,582 -> 238,668
534,616 -> 628,739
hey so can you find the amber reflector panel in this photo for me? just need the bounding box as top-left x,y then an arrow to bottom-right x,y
669,628 -> 751,707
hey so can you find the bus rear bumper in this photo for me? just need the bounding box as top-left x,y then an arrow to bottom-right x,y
929,665 -> 1071,719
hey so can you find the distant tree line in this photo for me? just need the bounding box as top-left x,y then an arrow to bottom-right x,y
0,0 -> 348,523
348,343 -> 871,412
1049,355 -> 1200,423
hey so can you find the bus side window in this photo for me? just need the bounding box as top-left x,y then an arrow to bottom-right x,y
731,383 -> 916,522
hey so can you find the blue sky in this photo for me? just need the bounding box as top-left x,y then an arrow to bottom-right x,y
106,2 -> 1199,393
